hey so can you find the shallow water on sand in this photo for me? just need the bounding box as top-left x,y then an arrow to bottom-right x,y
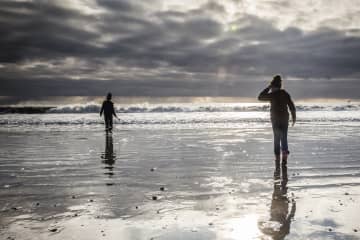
1,120 -> 360,239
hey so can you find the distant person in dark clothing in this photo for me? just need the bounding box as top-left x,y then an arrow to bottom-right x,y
258,75 -> 296,168
100,92 -> 118,132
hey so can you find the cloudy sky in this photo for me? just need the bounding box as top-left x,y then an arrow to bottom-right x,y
1,0 -> 360,103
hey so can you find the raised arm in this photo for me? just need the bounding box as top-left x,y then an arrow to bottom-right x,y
287,94 -> 296,125
258,86 -> 272,101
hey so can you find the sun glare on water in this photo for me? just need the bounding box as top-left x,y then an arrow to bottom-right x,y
220,214 -> 268,240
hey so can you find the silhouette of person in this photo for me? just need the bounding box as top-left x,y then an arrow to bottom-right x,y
100,92 -> 119,132
258,75 -> 296,168
101,134 -> 116,177
259,166 -> 296,240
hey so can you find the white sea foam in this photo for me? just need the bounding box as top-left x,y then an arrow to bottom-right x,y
1,103 -> 360,129
46,102 -> 360,113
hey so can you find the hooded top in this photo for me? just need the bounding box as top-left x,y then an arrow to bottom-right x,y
258,87 -> 296,122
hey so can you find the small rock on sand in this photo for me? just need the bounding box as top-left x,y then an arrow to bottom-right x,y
152,196 -> 158,200
48,227 -> 58,232
160,187 -> 165,191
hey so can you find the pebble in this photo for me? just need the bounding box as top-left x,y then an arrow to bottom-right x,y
11,207 -> 17,211
49,228 -> 58,232
345,192 -> 350,195
72,195 -> 76,199
160,187 -> 165,191
89,199 -> 94,202
152,196 -> 158,200
150,168 -> 156,172
354,229 -> 358,232
328,228 -> 332,232
36,202 -> 40,206
135,206 -> 139,209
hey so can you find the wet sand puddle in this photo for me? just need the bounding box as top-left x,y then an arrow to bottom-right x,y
1,122 -> 360,239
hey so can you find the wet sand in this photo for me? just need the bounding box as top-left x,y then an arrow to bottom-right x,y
1,122 -> 360,239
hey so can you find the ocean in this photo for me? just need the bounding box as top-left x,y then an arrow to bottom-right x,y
1,101 -> 360,239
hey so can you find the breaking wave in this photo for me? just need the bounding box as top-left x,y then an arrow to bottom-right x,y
46,102 -> 360,114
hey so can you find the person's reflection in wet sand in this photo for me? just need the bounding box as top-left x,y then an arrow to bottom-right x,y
101,133 -> 116,179
259,166 -> 296,240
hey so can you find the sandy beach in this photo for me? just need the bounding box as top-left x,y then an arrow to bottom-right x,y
2,0 -> 360,238
1,105 -> 360,240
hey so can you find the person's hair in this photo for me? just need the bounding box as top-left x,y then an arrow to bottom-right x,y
271,75 -> 282,88
106,92 -> 112,100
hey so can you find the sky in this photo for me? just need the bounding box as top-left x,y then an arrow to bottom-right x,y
1,0 -> 360,103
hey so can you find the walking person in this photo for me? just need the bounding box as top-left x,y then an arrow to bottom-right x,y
100,92 -> 119,132
258,75 -> 296,168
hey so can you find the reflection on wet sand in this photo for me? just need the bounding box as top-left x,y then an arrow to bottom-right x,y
259,166 -> 296,240
101,133 -> 116,178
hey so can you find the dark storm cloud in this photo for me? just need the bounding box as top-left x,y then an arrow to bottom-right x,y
0,0 -> 360,102
0,1 -> 101,62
